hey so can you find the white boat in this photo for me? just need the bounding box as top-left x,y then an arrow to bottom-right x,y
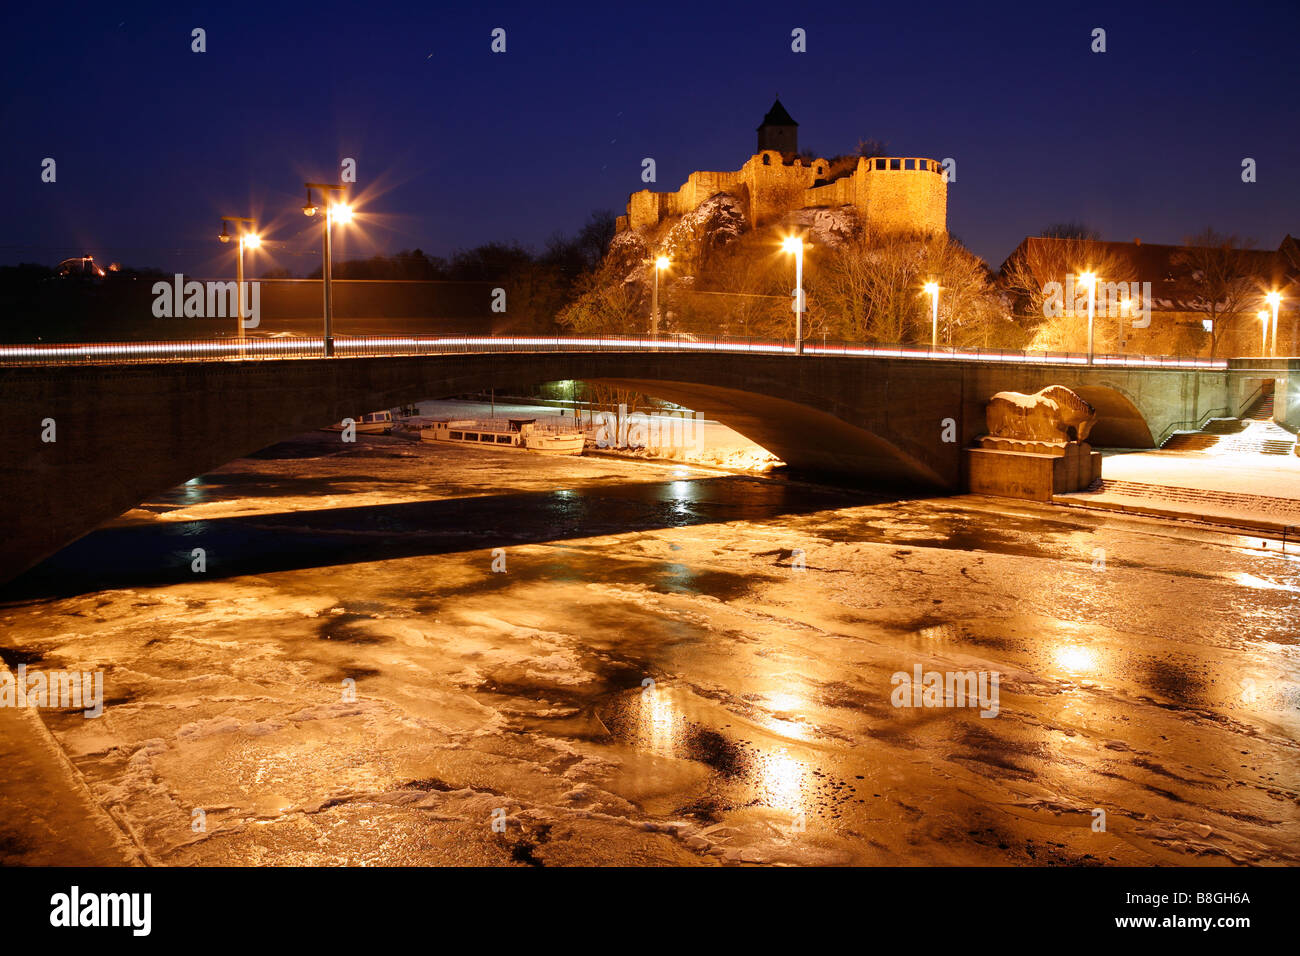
325,410 -> 394,434
420,418 -> 585,456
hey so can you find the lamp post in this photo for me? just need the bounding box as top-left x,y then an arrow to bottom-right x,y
1119,297 -> 1132,353
783,236 -> 805,354
1258,310 -> 1270,356
303,183 -> 352,357
1079,272 -> 1097,364
1266,291 -> 1282,358
923,280 -> 940,351
651,255 -> 669,336
218,216 -> 260,348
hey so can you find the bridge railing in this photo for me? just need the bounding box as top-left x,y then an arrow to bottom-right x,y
0,333 -> 1231,369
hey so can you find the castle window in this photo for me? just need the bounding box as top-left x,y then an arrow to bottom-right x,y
918,159 -> 928,170
875,158 -> 886,170
904,159 -> 915,170
762,154 -> 771,165
890,158 -> 901,170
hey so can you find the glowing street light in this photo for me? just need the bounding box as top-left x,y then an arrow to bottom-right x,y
1078,271 -> 1097,364
1258,310 -> 1270,355
923,280 -> 940,350
783,235 -> 805,354
651,255 -> 670,336
218,216 -> 260,345
304,183 -> 353,356
1265,291 -> 1282,357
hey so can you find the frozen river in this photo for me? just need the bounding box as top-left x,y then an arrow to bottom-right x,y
1,431 -> 1297,866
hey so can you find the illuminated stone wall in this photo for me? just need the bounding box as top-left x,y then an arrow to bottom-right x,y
625,152 -> 946,235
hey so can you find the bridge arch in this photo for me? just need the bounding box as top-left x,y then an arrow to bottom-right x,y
1070,384 -> 1155,447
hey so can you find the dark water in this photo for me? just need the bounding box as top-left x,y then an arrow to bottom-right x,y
3,456 -> 880,599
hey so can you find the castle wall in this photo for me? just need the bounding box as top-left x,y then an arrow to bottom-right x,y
743,151 -> 824,226
625,151 -> 946,235
854,157 -> 947,236
627,167 -> 751,229
626,190 -> 660,230
805,176 -> 854,208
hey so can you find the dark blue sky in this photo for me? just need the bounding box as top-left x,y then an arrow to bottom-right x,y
3,0 -> 1297,276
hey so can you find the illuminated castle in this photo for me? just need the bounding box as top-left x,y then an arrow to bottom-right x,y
618,99 -> 947,235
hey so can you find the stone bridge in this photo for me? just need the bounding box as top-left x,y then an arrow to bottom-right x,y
0,350 -> 1285,584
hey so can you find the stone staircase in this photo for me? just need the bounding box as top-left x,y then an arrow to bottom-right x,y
1161,432 -> 1220,452
1248,392 -> 1275,419
1161,396 -> 1296,456
1074,478 -> 1300,523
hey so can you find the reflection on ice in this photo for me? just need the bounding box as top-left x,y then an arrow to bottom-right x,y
1054,644 -> 1099,675
751,747 -> 808,815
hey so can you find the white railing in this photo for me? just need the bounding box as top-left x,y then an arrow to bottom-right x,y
0,333 -> 1230,369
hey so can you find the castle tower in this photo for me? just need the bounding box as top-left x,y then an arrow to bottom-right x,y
756,98 -> 798,156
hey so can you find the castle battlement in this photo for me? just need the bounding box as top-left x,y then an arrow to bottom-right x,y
618,100 -> 947,237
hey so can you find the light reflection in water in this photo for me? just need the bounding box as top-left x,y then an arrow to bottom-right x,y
1055,644 -> 1099,674
668,480 -> 695,517
621,684 -> 682,758
620,685 -> 812,818
178,477 -> 207,505
754,747 -> 807,813
644,684 -> 677,756
760,691 -> 812,740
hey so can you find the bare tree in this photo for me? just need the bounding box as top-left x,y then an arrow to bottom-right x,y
814,231 -> 1010,347
1000,237 -> 1135,350
916,237 -> 1015,348
555,255 -> 643,333
856,138 -> 889,159
1041,221 -> 1101,240
683,233 -> 792,338
1172,230 -> 1259,360
814,231 -> 922,342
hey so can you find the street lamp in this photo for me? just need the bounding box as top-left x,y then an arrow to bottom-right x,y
1079,272 -> 1097,364
1265,291 -> 1282,357
783,235 -> 805,354
651,255 -> 669,336
218,216 -> 260,346
304,183 -> 353,356
1258,310 -> 1270,356
923,280 -> 940,350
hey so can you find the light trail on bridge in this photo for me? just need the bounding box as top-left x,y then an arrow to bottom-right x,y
0,334 -> 1229,368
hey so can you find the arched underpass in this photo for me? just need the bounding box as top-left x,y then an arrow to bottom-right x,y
586,378 -> 945,486
1071,386 -> 1156,447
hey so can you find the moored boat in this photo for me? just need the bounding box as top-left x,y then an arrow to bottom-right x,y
325,410 -> 394,434
419,418 -> 585,456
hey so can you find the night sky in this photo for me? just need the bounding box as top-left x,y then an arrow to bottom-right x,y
3,0 -> 1297,277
